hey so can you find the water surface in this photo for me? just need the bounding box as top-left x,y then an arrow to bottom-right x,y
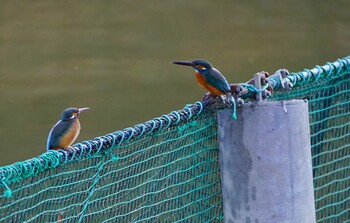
0,1 -> 349,165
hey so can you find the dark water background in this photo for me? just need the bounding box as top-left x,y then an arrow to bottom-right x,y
0,1 -> 349,165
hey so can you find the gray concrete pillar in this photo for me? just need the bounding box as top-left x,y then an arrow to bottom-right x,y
217,100 -> 316,223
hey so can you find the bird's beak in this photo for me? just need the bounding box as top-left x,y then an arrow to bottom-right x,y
172,61 -> 194,67
78,107 -> 90,113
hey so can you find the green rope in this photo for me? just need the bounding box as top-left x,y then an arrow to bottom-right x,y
269,56 -> 350,90
240,83 -> 268,93
231,99 -> 237,120
0,101 -> 206,192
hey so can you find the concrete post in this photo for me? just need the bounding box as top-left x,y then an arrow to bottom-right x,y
217,100 -> 316,223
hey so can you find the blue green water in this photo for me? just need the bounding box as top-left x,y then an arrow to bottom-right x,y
0,0 -> 349,165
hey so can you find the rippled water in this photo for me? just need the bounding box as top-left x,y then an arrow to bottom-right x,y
0,0 -> 349,165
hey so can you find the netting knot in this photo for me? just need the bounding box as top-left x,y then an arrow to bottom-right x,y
1,181 -> 12,198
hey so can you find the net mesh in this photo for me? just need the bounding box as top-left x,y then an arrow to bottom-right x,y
270,59 -> 350,222
1,56 -> 349,222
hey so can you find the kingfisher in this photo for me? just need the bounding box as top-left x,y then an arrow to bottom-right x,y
172,59 -> 233,103
47,107 -> 89,151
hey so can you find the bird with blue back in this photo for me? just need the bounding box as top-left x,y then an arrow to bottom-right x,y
172,59 -> 234,104
47,107 -> 89,151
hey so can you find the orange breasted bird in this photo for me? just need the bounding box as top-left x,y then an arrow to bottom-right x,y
47,107 -> 89,151
172,59 -> 233,103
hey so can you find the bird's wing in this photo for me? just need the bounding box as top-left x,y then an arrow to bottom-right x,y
47,120 -> 70,150
204,68 -> 231,94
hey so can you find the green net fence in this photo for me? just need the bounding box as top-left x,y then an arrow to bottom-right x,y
0,56 -> 349,222
270,57 -> 350,222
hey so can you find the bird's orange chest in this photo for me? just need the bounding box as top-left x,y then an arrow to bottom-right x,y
195,72 -> 207,89
59,120 -> 81,149
195,72 -> 224,96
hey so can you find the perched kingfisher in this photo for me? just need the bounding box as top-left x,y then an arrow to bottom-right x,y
47,107 -> 89,151
172,59 -> 233,103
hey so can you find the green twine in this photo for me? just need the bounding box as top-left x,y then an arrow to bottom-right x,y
241,83 -> 268,93
177,121 -> 198,134
232,98 -> 237,120
1,182 -> 12,198
110,154 -> 119,162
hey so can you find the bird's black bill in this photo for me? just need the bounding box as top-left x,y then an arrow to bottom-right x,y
172,61 -> 193,66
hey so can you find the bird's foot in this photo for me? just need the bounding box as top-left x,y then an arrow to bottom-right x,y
220,94 -> 241,106
202,92 -> 215,101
